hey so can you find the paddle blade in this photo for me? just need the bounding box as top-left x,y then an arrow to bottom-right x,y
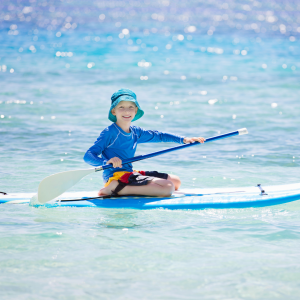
37,168 -> 95,204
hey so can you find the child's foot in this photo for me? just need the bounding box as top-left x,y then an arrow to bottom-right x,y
98,188 -> 109,197
98,181 -> 118,196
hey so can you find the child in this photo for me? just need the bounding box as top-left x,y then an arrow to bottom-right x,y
84,88 -> 205,197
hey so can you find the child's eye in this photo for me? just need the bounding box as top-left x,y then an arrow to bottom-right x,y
118,106 -> 135,109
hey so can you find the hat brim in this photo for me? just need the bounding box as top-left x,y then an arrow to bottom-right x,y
108,96 -> 144,122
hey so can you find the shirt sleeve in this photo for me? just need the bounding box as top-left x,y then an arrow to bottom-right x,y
136,127 -> 185,144
83,128 -> 110,166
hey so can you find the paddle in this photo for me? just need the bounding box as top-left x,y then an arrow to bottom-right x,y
34,128 -> 248,204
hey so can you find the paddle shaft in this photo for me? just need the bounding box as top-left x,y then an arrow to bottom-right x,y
97,129 -> 245,171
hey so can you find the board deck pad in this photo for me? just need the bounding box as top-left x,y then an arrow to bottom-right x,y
1,183 -> 300,209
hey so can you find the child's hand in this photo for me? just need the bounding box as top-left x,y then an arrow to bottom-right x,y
183,137 -> 206,144
107,157 -> 122,168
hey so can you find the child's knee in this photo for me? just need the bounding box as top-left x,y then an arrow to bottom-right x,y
168,175 -> 181,190
162,180 -> 175,196
161,179 -> 174,187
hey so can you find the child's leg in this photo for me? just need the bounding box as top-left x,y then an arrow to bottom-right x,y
167,174 -> 181,190
99,177 -> 175,197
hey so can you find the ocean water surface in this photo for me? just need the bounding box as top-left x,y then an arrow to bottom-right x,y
1,0 -> 300,299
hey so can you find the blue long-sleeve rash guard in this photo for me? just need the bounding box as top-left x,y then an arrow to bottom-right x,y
84,123 -> 185,183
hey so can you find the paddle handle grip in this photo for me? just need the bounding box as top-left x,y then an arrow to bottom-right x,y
98,128 -> 248,171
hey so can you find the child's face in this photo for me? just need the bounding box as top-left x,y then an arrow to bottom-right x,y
112,101 -> 138,122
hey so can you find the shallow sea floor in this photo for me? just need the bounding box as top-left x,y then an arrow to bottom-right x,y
1,0 -> 300,299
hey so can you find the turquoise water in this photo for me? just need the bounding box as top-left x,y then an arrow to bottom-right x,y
1,0 -> 300,298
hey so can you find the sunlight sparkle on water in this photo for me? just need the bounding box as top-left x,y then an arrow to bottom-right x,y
138,61 -> 152,67
186,25 -> 196,33
122,28 -> 129,35
87,62 -> 95,68
208,99 -> 218,105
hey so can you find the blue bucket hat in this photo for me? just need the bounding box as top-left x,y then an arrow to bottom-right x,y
109,88 -> 144,122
